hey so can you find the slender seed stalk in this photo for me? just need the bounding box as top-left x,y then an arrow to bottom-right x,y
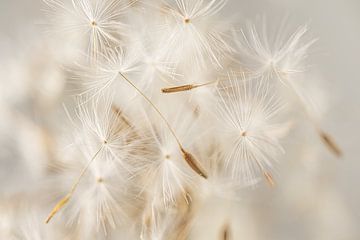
45,146 -> 103,223
119,72 -> 208,179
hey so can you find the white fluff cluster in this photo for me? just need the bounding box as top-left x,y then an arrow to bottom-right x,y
0,0 -> 343,239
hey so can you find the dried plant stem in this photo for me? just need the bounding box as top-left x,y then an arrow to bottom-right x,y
45,146 -> 103,223
119,72 -> 208,179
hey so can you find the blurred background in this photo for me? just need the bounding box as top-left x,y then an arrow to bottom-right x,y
0,0 -> 359,239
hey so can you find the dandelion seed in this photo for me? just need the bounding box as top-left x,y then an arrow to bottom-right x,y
43,0 -> 134,60
237,20 -> 316,81
215,75 -> 289,185
75,47 -> 140,99
137,108 -> 204,208
118,72 -> 207,179
158,0 -> 233,69
237,20 -> 342,157
73,45 -> 207,178
46,94 -> 145,224
63,164 -> 134,234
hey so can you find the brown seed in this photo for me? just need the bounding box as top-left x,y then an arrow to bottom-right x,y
161,81 -> 217,94
264,171 -> 275,187
162,84 -> 194,93
319,131 -> 342,157
221,223 -> 231,240
180,147 -> 208,179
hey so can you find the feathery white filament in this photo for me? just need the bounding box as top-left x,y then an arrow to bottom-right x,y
216,75 -> 288,184
44,0 -> 134,60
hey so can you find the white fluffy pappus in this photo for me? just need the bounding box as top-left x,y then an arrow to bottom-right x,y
156,0 -> 234,70
73,94 -> 148,172
195,142 -> 251,202
73,47 -> 142,102
136,105 -> 205,208
215,74 -> 290,186
62,161 -> 133,236
43,0 -> 135,60
45,94 -> 148,232
236,19 -> 317,83
133,39 -> 180,95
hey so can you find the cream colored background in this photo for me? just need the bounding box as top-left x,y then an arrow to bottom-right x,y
0,0 -> 359,239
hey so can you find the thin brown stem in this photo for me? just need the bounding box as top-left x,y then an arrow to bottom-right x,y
119,72 -> 182,146
119,72 -> 208,179
45,146 -> 103,223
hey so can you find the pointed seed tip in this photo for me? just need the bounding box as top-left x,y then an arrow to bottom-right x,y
45,194 -> 71,224
319,131 -> 343,157
264,172 -> 275,187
